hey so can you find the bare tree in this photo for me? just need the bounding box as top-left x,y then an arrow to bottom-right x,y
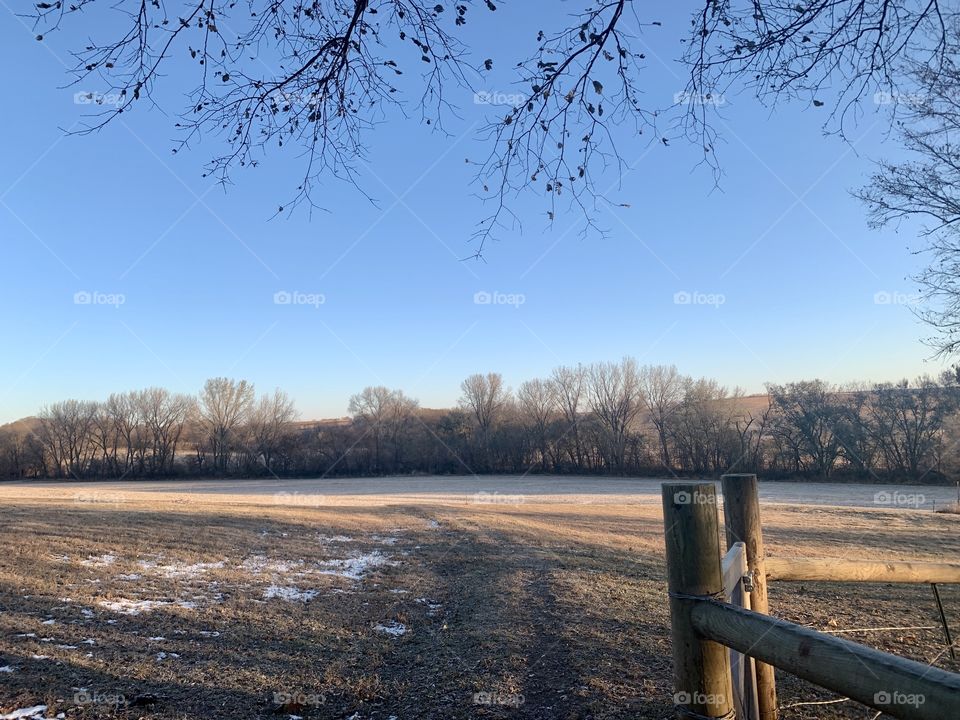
197,377 -> 256,474
852,31 -> 960,355
638,364 -> 685,471
588,357 -> 642,473
768,380 -> 848,478
459,372 -> 509,469
517,377 -> 556,472
36,399 -> 98,478
249,389 -> 298,474
348,385 -> 415,473
140,388 -> 194,475
550,364 -> 587,472
459,372 -> 508,435
32,1 -> 661,252
685,1 -> 953,145
385,389 -> 419,471
867,376 -> 958,478
32,1 -> 957,252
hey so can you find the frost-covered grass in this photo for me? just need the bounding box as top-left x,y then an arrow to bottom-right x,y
0,486 -> 957,719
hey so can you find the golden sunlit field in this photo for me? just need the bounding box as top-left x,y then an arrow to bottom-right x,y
1,481 -> 958,719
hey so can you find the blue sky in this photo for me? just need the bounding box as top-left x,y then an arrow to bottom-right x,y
0,2 -> 943,423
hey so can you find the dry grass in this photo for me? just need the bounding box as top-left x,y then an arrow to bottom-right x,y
0,486 -> 958,719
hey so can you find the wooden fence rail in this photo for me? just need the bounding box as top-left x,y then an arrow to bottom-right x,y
663,477 -> 960,720
765,558 -> 960,584
692,600 -> 960,720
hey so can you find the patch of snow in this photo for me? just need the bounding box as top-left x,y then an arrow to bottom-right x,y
55,644 -> 77,650
80,554 -> 116,567
0,666 -> 13,673
374,621 -> 407,637
0,706 -> 49,720
154,561 -> 224,579
317,534 -> 353,543
416,598 -> 442,616
80,609 -> 94,618
316,551 -> 395,580
388,589 -> 409,594
115,573 -> 142,581
97,598 -> 196,615
15,633 -> 36,638
30,655 -> 48,661
40,620 -> 55,626
263,585 -> 318,602
371,535 -> 398,545
148,636 -> 166,642
241,556 -> 303,574
197,630 -> 220,637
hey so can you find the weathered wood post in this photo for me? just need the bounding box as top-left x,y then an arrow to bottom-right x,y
662,482 -> 735,719
721,473 -> 777,720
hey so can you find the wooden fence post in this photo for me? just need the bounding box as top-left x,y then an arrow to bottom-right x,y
721,473 -> 777,720
662,482 -> 735,719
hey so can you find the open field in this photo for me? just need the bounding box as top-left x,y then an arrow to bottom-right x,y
1,478 -> 958,719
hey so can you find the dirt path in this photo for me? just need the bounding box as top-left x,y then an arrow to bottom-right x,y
0,495 -> 956,718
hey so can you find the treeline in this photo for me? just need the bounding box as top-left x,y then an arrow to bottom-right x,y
1,360 -> 959,483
